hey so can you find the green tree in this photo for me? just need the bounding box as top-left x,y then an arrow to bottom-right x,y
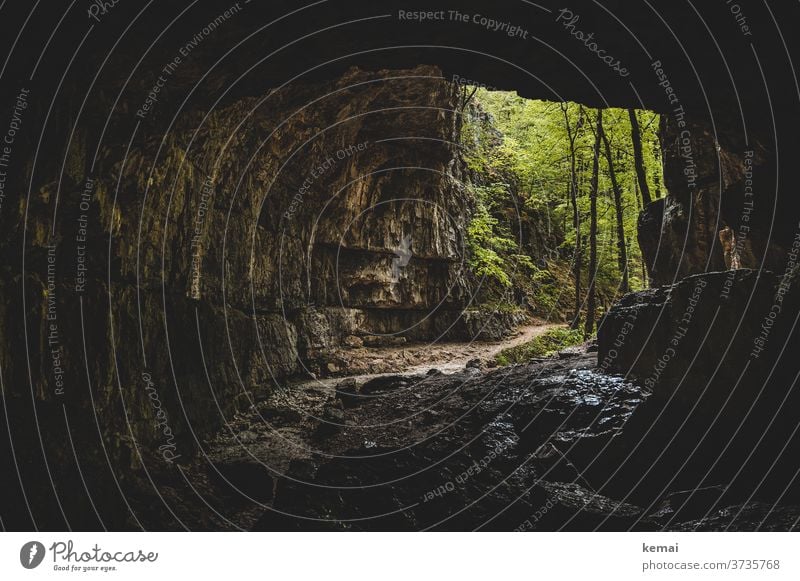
585,109 -> 602,337
460,89 -> 663,329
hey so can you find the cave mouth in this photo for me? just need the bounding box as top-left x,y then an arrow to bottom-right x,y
160,52 -> 800,534
181,70 -> 800,532
285,76 -> 666,382
3,0 -> 800,537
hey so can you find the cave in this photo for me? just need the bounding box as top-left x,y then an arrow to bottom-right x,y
1,0 -> 799,532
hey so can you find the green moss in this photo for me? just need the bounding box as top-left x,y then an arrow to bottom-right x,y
495,327 -> 584,365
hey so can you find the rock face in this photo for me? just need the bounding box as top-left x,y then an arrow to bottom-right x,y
595,267 -> 800,509
0,66 -> 492,529
638,117 -> 797,287
598,269 -> 799,404
1,64 -> 563,529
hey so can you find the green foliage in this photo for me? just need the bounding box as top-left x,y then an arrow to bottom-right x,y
527,264 -> 562,314
461,88 -> 663,321
466,187 -> 517,288
495,327 -> 585,365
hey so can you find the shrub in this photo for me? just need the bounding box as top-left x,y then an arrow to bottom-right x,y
495,327 -> 585,365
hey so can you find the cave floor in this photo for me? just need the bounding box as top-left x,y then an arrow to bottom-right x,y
123,328 -> 800,531
206,321 -> 564,477
181,345 -> 657,531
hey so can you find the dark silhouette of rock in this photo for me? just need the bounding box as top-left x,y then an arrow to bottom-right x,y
209,460 -> 274,504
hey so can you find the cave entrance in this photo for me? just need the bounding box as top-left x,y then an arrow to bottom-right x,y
295,73 -> 664,379
454,88 -> 665,349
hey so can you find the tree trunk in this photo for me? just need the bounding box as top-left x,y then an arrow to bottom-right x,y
634,180 -> 648,286
585,110 -> 602,338
601,127 -> 630,293
561,103 -> 582,329
628,109 -> 652,207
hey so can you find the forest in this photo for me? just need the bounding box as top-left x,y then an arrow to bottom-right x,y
460,88 -> 663,338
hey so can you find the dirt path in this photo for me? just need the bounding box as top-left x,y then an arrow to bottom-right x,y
301,320 -> 564,386
402,321 -> 562,374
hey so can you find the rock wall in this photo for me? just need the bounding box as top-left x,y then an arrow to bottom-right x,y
0,66 -> 494,527
639,116 -> 793,286
594,267 -> 800,505
599,269 -> 799,400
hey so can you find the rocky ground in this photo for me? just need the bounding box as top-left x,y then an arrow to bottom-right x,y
123,334 -> 799,531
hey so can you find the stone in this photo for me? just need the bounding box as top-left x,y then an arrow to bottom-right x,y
360,375 -> 412,395
361,335 -> 408,347
649,486 -> 730,525
465,358 -> 483,370
592,268 -> 800,507
342,335 -> 364,348
672,503 -> 800,532
251,354 -> 658,531
335,378 -> 361,408
314,406 -> 346,439
597,269 -> 798,405
638,117 -> 791,287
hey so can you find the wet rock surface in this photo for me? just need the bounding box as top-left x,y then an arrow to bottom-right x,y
2,326 -> 796,531
204,351 -> 651,531
672,503 -> 800,532
168,347 -> 788,531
